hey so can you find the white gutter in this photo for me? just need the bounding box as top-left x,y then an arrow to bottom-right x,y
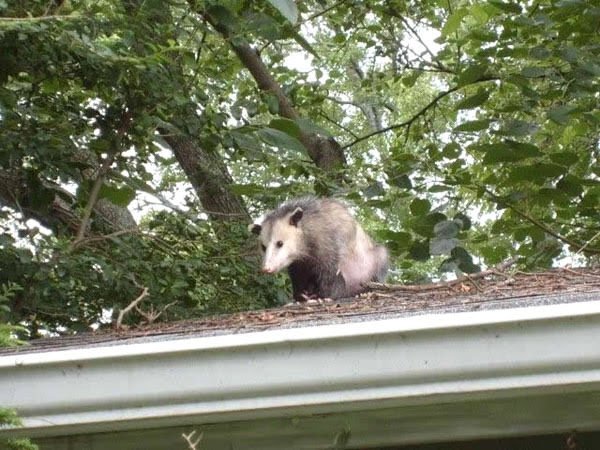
2,292 -> 600,449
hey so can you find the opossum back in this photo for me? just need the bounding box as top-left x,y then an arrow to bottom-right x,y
295,198 -> 357,261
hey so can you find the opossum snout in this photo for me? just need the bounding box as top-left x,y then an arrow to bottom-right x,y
261,267 -> 276,274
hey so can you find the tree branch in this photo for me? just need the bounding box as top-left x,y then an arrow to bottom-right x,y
115,286 -> 150,329
201,8 -> 346,175
367,258 -> 518,292
343,77 -> 499,150
482,187 -> 600,255
342,85 -> 460,149
70,155 -> 114,249
396,15 -> 450,73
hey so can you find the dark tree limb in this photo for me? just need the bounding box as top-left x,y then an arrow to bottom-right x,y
203,11 -> 347,177
0,168 -> 137,236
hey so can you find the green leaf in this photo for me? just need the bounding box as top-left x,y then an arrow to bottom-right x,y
455,89 -> 489,110
441,8 -> 468,36
207,5 -> 238,29
409,240 -> 430,261
556,175 -> 584,197
508,163 -> 566,182
488,0 -> 522,14
98,184 -> 136,207
387,173 -> 412,189
481,141 -> 542,164
267,0 -> 299,24
264,93 -> 279,114
229,183 -> 266,196
453,119 -> 491,132
549,151 -> 579,167
442,143 -> 461,158
411,212 -> 447,238
410,198 -> 431,216
452,247 -> 480,273
384,232 -> 412,255
245,12 -> 283,41
457,64 -> 489,85
402,71 -> 421,88
454,213 -> 472,230
506,140 -> 543,155
295,118 -> 332,137
364,182 -> 385,198
530,46 -> 551,60
521,66 -> 547,78
547,105 -> 577,125
257,127 -> 306,153
269,118 -> 301,139
469,4 -> 489,23
230,130 -> 263,153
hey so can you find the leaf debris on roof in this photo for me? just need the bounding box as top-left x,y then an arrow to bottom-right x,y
2,267 -> 600,355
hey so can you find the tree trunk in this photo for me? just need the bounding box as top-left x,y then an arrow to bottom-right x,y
162,133 -> 250,227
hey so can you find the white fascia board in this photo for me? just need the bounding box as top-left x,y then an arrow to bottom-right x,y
2,293 -> 600,443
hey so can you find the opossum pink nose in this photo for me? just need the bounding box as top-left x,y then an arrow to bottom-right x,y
262,267 -> 275,274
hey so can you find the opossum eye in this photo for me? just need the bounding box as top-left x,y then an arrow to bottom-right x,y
261,244 -> 266,252
276,240 -> 283,248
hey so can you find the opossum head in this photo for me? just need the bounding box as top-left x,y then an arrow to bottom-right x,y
249,207 -> 305,274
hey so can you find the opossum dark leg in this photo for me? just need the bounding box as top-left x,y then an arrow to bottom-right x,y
288,261 -> 319,302
317,269 -> 347,299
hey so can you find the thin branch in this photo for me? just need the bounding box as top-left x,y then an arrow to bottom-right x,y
182,431 -> 203,450
343,77 -> 498,150
318,111 -> 359,140
69,155 -> 114,249
481,187 -> 600,255
397,15 -> 450,73
301,0 -> 349,25
0,15 -> 77,23
135,301 -> 176,324
70,110 -> 133,249
71,228 -> 140,249
201,7 -> 346,174
574,229 -> 600,258
115,286 -> 149,329
342,85 -> 460,149
367,258 -> 518,292
326,96 -> 361,107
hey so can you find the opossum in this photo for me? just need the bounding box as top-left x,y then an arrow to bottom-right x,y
249,196 -> 389,301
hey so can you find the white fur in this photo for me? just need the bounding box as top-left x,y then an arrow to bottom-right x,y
260,215 -> 303,273
339,227 -> 386,294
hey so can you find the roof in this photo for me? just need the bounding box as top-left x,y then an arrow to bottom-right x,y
3,267 -> 600,355
2,267 -> 600,450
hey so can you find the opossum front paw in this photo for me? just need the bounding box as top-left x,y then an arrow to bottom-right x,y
303,295 -> 334,304
300,293 -> 316,303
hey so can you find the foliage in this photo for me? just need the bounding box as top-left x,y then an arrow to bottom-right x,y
0,0 -> 599,337
0,281 -> 25,346
0,409 -> 39,450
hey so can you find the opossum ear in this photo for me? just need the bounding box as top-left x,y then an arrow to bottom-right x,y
248,223 -> 262,235
289,207 -> 304,226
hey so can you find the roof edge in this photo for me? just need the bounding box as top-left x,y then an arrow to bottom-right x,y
2,292 -> 600,445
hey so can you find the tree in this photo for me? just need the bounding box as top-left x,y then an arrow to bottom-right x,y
0,0 -> 598,338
